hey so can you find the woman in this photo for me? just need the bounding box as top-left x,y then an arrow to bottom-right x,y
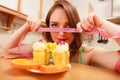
2,0 -> 120,72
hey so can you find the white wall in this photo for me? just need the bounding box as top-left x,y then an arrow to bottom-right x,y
90,0 -> 112,18
21,0 -> 40,17
0,0 -> 18,10
42,0 -> 54,21
113,0 -> 120,17
69,0 -> 89,19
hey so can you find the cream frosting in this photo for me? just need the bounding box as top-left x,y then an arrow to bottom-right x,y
55,43 -> 69,52
33,42 -> 46,50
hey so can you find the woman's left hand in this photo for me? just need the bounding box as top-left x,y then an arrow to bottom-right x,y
76,12 -> 103,32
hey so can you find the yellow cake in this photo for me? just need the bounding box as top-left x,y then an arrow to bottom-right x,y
33,41 -> 70,66
52,43 -> 70,66
33,41 -> 50,65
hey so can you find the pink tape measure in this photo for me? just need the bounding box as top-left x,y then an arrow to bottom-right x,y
38,28 -> 120,38
17,27 -> 120,58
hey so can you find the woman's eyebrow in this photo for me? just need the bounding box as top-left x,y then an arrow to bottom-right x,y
50,20 -> 57,23
50,21 -> 58,24
50,21 -> 69,25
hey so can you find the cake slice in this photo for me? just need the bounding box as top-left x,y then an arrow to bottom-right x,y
33,41 -> 50,65
52,42 -> 70,66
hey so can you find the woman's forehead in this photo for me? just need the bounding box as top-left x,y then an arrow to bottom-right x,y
50,8 -> 69,23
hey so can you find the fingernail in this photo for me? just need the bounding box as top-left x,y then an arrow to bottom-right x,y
79,29 -> 83,32
78,28 -> 82,32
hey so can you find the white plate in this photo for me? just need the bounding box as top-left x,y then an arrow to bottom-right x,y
28,64 -> 71,74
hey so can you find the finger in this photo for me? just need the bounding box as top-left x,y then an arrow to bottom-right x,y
93,15 -> 103,28
88,13 -> 95,26
84,18 -> 94,30
33,24 -> 40,31
36,19 -> 42,27
33,19 -> 41,31
30,17 -> 37,31
30,17 -> 39,31
76,22 -> 83,32
81,18 -> 91,31
30,23 -> 35,31
27,16 -> 33,24
80,16 -> 95,32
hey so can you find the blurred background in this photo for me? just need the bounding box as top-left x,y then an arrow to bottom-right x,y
0,0 -> 120,50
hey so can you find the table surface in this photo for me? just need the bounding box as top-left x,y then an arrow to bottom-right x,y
0,49 -> 120,80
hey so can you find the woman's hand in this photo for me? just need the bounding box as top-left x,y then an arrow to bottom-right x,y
77,13 -> 103,32
26,16 -> 41,32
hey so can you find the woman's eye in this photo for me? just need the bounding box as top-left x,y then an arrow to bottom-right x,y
51,24 -> 58,28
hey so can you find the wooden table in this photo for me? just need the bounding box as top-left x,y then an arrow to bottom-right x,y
0,56 -> 120,80
0,48 -> 120,80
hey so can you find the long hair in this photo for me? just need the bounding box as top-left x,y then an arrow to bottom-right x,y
42,0 -> 83,61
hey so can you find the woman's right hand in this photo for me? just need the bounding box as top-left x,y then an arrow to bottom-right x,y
26,16 -> 41,32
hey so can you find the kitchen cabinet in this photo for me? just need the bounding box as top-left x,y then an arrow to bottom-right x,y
0,5 -> 27,30
0,0 -> 40,18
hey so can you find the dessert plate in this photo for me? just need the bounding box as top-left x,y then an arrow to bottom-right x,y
11,59 -> 71,74
28,64 -> 71,74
